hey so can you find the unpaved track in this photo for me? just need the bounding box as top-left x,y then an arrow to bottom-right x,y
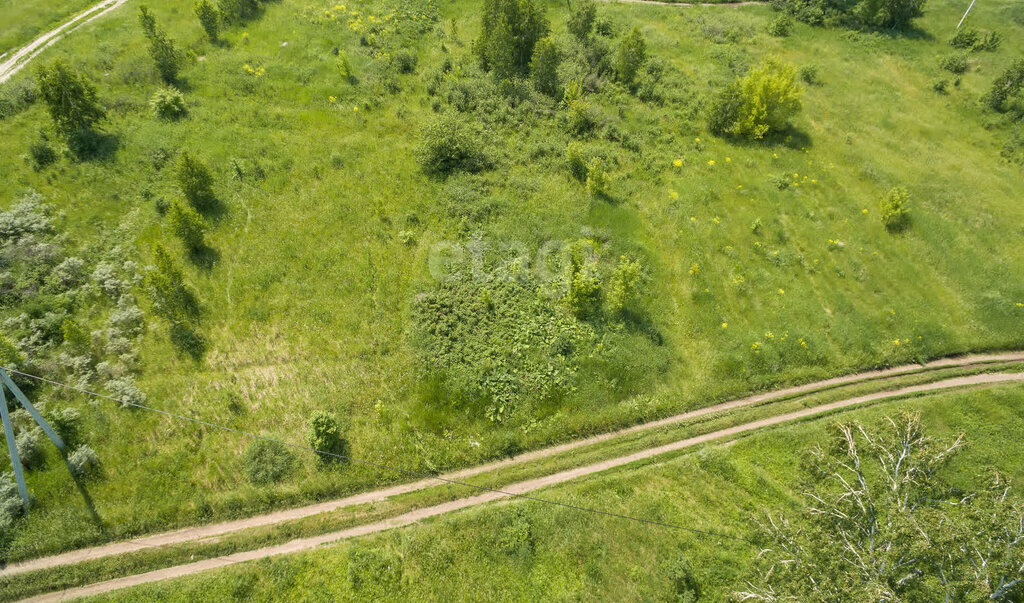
0,0 -> 127,84
21,370 -> 1024,601
4,352 -> 1023,581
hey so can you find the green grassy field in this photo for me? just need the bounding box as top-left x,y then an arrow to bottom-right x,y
0,0 -> 99,56
88,384 -> 1024,601
1,0 -> 1023,564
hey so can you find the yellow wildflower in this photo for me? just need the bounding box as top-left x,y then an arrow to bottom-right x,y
707,159 -> 716,166
673,159 -> 683,168
721,322 -> 728,329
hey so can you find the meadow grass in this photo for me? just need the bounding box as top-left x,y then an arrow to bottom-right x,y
0,0 -> 98,56
0,0 -> 1022,564
86,384 -> 1024,601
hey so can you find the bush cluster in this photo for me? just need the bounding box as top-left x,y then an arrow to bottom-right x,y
150,88 -> 187,120
707,58 -> 802,139
879,186 -> 911,232
306,411 -> 348,466
243,439 -> 295,484
416,113 -> 488,176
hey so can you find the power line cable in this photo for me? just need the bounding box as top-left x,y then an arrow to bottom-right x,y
0,365 -> 751,544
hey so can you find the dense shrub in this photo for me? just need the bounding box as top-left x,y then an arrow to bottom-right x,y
145,243 -> 200,323
948,26 -> 978,49
243,439 -> 295,484
0,473 -> 24,529
879,186 -> 911,232
306,411 -> 348,465
565,98 -> 596,137
46,407 -> 83,449
710,58 -> 802,139
35,60 -> 106,141
416,113 -> 488,176
498,507 -> 535,556
768,15 -> 794,36
707,83 -> 745,136
217,0 -> 260,23
67,445 -> 101,479
393,50 -> 418,74
852,0 -> 926,29
798,64 -> 820,85
530,38 -> 561,97
565,142 -> 587,181
584,157 -> 610,199
607,256 -> 643,315
107,376 -> 148,408
984,60 -> 1024,112
16,428 -> 45,470
194,0 -> 219,42
167,200 -> 207,251
475,0 -> 549,79
175,152 -> 216,209
664,554 -> 701,602
774,0 -> 926,29
139,6 -> 182,83
150,87 -> 187,120
972,31 -> 1001,52
939,54 -> 968,74
0,80 -> 37,121
28,136 -> 58,171
613,26 -> 647,90
568,0 -> 597,41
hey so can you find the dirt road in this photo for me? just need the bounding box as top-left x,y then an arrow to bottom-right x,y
22,369 -> 1024,601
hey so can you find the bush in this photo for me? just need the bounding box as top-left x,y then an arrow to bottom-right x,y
338,53 -> 356,84
67,445 -> 100,479
0,473 -> 24,528
972,31 -> 1001,52
139,6 -> 182,83
664,554 -> 701,602
107,376 -> 148,408
46,407 -> 83,449
607,255 -> 642,315
145,243 -> 200,323
393,50 -> 417,74
879,186 -> 910,232
797,64 -> 819,85
416,113 -> 488,176
194,0 -> 219,42
851,0 -> 926,29
306,411 -> 348,466
613,26 -> 647,90
565,99 -> 596,137
530,38 -> 561,97
566,142 -> 587,181
175,151 -> 216,209
727,58 -> 802,139
932,78 -> 949,94
16,428 -> 44,470
475,0 -> 549,79
35,59 -> 106,141
218,0 -> 259,23
948,27 -> 978,49
498,507 -> 535,556
150,87 -> 187,120
768,15 -> 793,36
167,200 -> 206,251
243,439 -> 295,484
939,54 -> 968,75
584,157 -> 610,199
565,241 -> 602,317
567,0 -> 597,41
983,60 -> 1024,112
706,82 -> 744,136
28,136 -> 58,171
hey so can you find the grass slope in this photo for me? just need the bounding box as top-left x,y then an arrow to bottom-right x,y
0,0 -> 99,56
0,0 -> 1022,562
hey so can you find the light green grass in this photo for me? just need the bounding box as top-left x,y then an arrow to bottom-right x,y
88,384 -> 1024,601
0,0 -> 1022,564
0,0 -> 99,56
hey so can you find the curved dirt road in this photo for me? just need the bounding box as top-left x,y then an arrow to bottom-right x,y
20,367 -> 1024,601
0,0 -> 127,84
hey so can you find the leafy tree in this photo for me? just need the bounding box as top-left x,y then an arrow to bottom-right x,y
530,38 -> 561,97
166,200 -> 207,251
879,186 -> 911,232
139,6 -> 182,83
713,58 -> 802,140
35,60 -> 106,140
607,255 -> 642,315
984,59 -> 1024,112
738,413 -> 1024,601
194,0 -> 219,42
218,0 -> 260,23
307,411 -> 348,466
175,151 -> 216,210
567,0 -> 597,41
852,0 -> 926,29
706,82 -> 743,136
613,26 -> 647,90
475,0 -> 549,80
145,243 -> 199,323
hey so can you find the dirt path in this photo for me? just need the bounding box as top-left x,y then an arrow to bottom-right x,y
20,369 -> 1024,601
3,351 -> 1022,581
0,0 -> 127,85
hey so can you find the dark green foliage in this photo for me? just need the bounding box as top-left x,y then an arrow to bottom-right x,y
972,31 -> 1001,52
348,547 -> 403,596
218,0 -> 260,23
16,428 -> 44,470
475,0 -> 549,79
306,411 -> 348,466
948,27 -> 999,51
768,15 -> 793,36
984,60 -> 1024,112
35,60 -> 105,141
613,26 -> 647,90
852,0 -> 926,29
194,0 -> 219,42
773,0 -> 926,29
879,186 -> 910,232
706,82 -> 744,136
529,38 -> 561,97
139,6 -> 182,84
567,0 -> 597,41
565,240 -> 602,315
664,554 -> 701,602
583,157 -> 610,199
28,135 -> 58,171
416,113 -> 488,176
175,152 -> 216,210
0,473 -> 24,529
797,64 -> 819,85
166,200 -> 206,251
242,439 -> 295,484
939,53 -> 967,75
565,141 -> 587,181
0,80 -> 37,121
393,50 -> 418,74
498,507 -> 535,556
145,243 -> 200,323
67,445 -> 100,480
45,407 -> 83,449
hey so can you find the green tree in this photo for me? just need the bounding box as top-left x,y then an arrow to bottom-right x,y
307,411 -> 348,466
879,186 -> 911,232
567,0 -> 597,41
139,6 -> 182,83
739,413 -> 1024,601
145,243 -> 199,323
194,0 -> 219,42
475,0 -> 549,80
166,200 -> 207,251
852,0 -> 926,29
35,60 -> 106,140
731,58 -> 802,139
613,26 -> 647,90
530,38 -> 561,97
984,59 -> 1024,112
175,151 -> 216,209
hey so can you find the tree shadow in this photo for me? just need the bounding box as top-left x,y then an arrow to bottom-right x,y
196,196 -> 229,224
69,130 -> 119,162
619,309 -> 665,346
188,244 -> 220,270
170,323 -> 207,361
62,458 -> 105,530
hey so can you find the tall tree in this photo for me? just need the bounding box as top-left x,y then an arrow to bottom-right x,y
36,60 -> 106,140
475,0 -> 549,80
139,6 -> 182,83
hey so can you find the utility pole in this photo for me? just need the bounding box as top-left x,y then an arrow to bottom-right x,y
0,368 -> 65,511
